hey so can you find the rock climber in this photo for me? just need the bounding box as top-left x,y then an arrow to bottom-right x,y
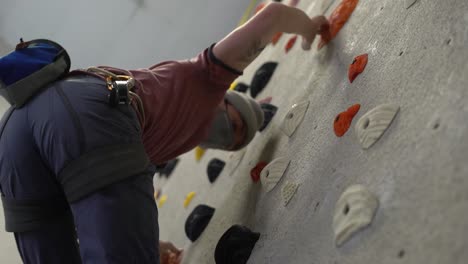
0,2 -> 329,264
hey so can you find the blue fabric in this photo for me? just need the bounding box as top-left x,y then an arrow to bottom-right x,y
0,42 -> 60,86
0,76 -> 160,263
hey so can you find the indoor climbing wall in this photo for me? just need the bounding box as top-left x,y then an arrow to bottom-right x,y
155,0 -> 468,263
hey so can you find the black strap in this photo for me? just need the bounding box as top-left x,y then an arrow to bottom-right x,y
1,195 -> 72,232
0,107 -> 74,232
59,143 -> 150,202
1,143 -> 149,232
208,43 -> 243,75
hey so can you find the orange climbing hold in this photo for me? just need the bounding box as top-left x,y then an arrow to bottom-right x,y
250,162 -> 268,183
255,2 -> 266,14
348,54 -> 368,83
271,32 -> 283,45
285,36 -> 298,53
334,104 -> 361,137
318,0 -> 359,50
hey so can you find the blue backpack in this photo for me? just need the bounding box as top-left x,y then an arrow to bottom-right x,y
0,39 -> 70,108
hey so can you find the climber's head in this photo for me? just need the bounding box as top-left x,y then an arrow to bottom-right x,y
200,90 -> 264,150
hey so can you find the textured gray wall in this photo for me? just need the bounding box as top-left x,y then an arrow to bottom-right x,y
156,0 -> 468,263
1,0 -> 467,263
0,0 -> 253,262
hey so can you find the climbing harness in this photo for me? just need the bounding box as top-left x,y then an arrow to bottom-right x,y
85,67 -> 146,126
0,39 -> 149,232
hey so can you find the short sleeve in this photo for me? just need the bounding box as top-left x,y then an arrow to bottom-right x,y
121,46 -> 242,164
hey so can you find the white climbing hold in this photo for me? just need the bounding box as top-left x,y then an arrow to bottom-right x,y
281,181 -> 299,206
260,157 -> 291,193
333,184 -> 379,247
320,0 -> 336,14
225,149 -> 246,176
281,101 -> 310,137
355,104 -> 399,149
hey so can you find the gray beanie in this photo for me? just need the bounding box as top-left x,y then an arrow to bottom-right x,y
224,90 -> 264,150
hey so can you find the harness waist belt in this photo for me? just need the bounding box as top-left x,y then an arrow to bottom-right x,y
1,143 -> 150,232
59,143 -> 150,203
1,195 -> 71,232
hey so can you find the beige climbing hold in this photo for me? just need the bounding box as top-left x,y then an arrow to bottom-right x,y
281,101 -> 310,137
320,0 -> 336,14
260,157 -> 291,192
195,146 -> 206,162
333,184 -> 379,247
157,195 -> 168,208
184,192 -> 196,208
225,149 -> 246,176
281,181 -> 299,206
355,104 -> 399,149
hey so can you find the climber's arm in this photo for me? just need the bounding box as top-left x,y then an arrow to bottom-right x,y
212,2 -> 329,72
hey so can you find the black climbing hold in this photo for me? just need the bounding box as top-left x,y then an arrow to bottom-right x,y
233,82 -> 249,93
185,204 -> 215,242
155,158 -> 179,178
250,62 -> 278,98
207,158 -> 226,183
154,163 -> 166,175
215,225 -> 260,264
259,103 -> 278,131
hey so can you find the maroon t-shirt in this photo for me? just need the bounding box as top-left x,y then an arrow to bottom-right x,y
76,46 -> 241,164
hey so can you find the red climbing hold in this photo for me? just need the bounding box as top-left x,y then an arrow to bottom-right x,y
271,32 -> 283,45
257,96 -> 273,104
334,104 -> 361,137
285,36 -> 298,53
318,0 -> 359,50
250,162 -> 268,183
346,104 -> 360,117
348,54 -> 368,83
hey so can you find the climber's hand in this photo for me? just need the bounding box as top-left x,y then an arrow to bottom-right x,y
160,240 -> 183,264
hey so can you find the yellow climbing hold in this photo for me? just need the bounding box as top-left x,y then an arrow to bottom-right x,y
195,146 -> 206,162
184,192 -> 196,208
238,0 -> 259,26
154,189 -> 160,200
229,81 -> 238,91
157,195 -> 168,208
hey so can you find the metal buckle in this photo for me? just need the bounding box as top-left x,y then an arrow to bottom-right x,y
106,76 -> 134,107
